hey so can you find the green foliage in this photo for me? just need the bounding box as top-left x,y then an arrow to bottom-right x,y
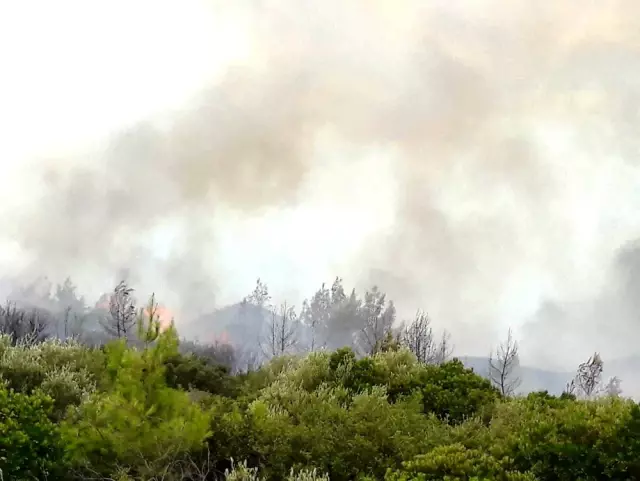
483,395 -> 640,480
3,324 -> 640,481
248,377 -> 446,480
418,359 -> 500,423
164,352 -> 237,397
62,326 -> 211,479
385,443 -> 536,481
0,335 -> 100,419
0,382 -> 66,480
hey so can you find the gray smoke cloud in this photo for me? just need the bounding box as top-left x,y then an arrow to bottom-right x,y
3,0 -> 640,365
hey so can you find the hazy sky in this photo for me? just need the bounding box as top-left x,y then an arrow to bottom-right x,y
2,0 -> 640,368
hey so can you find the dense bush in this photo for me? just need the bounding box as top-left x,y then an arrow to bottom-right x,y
385,443 -> 536,481
0,382 -> 66,480
417,359 -> 500,423
0,335 -> 101,419
164,351 -> 238,397
3,332 -> 640,481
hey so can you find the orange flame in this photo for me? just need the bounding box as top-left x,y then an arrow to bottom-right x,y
149,305 -> 174,331
210,330 -> 231,345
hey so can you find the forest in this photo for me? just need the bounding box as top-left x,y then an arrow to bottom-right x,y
1,276 -> 638,481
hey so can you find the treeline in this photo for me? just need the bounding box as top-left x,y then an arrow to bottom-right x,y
0,276 -> 452,370
0,276 -> 623,397
226,277 -> 453,372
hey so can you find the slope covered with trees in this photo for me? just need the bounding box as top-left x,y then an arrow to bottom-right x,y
1,276 -> 638,480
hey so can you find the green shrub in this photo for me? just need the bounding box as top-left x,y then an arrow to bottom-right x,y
385,443 -> 536,481
0,382 -> 66,480
486,396 -> 640,480
62,327 -> 211,479
164,351 -> 237,397
418,359 -> 499,423
0,335 -> 99,418
249,380 -> 446,481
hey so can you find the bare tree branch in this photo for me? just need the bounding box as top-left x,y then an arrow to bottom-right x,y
604,375 -> 623,397
100,280 -> 137,339
260,301 -> 299,359
566,352 -> 604,399
0,302 -> 50,345
400,310 -> 441,364
489,327 -> 521,396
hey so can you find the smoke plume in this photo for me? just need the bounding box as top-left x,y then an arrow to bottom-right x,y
3,0 -> 640,364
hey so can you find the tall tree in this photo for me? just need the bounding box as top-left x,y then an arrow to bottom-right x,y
53,277 -> 86,339
237,278 -> 273,369
357,286 -> 396,355
300,282 -> 331,351
101,280 -> 137,339
54,277 -> 85,314
488,328 -> 522,396
260,301 -> 299,359
325,278 -> 361,350
302,277 -> 362,351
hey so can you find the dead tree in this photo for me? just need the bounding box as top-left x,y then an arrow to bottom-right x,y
565,352 -> 604,399
0,302 -> 49,345
101,280 -> 137,339
400,310 -> 440,364
604,376 -> 623,397
260,301 -> 298,359
433,330 -> 454,364
489,328 -> 522,396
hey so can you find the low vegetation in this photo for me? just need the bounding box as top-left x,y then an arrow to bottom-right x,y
2,327 -> 640,480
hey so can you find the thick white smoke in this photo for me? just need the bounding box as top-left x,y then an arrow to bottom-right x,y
1,1 -> 640,368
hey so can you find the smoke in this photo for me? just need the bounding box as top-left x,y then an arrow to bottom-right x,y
3,0 -> 640,362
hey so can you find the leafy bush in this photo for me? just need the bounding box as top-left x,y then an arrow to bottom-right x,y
484,396 -> 640,480
248,380 -> 446,480
164,351 -> 238,397
385,443 -> 536,481
0,382 -> 66,480
418,359 -> 499,423
0,335 -> 99,418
